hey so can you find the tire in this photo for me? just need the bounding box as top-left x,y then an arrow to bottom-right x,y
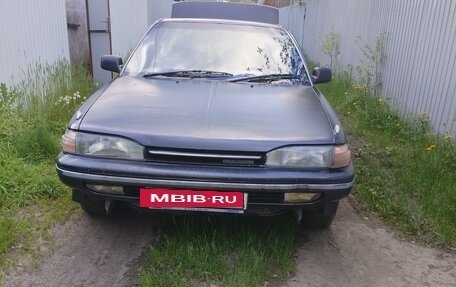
300,201 -> 339,229
80,195 -> 106,216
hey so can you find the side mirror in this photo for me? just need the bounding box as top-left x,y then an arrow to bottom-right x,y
311,67 -> 332,84
101,55 -> 123,73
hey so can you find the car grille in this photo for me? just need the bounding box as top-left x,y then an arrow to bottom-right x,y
247,192 -> 284,204
123,187 -> 283,204
145,147 -> 265,167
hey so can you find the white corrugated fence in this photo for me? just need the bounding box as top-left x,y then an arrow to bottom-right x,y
280,0 -> 456,136
0,0 -> 70,87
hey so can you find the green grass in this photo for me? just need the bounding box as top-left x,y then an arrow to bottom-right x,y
0,60 -> 96,272
1,58 -> 455,286
140,214 -> 296,287
319,73 -> 456,247
0,217 -> 19,263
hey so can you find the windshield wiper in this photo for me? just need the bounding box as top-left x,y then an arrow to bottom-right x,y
142,70 -> 233,78
227,73 -> 300,83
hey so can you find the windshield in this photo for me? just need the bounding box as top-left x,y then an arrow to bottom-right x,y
124,21 -> 309,84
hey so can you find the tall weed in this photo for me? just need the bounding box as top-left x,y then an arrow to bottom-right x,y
0,60 -> 96,204
2,60 -> 97,159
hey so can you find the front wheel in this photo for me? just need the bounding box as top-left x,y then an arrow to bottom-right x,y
300,201 -> 339,229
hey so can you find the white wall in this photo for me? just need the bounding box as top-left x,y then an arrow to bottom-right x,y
281,0 -> 456,136
0,0 -> 70,87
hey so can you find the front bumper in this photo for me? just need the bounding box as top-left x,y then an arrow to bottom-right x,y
56,152 -> 354,212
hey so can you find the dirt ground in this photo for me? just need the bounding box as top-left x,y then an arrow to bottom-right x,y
285,200 -> 456,287
3,200 -> 456,287
3,206 -> 158,287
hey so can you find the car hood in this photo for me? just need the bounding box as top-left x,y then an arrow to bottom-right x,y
79,76 -> 335,151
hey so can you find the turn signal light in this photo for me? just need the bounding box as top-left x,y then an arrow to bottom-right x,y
332,144 -> 351,168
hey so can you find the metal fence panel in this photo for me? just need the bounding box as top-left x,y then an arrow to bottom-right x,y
148,0 -> 173,26
281,0 -> 456,136
0,0 -> 70,87
110,0 -> 149,58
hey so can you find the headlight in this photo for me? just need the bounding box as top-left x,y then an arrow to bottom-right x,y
266,146 -> 333,168
60,130 -> 144,160
266,145 -> 351,168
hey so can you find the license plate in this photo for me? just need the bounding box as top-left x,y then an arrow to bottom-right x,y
140,188 -> 247,213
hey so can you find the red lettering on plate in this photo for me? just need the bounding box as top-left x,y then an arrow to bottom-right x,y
140,188 -> 244,209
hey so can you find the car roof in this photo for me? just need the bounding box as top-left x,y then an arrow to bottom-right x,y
171,1 -> 279,25
158,17 -> 282,30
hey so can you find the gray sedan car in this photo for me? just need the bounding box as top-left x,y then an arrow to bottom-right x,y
56,2 -> 353,228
